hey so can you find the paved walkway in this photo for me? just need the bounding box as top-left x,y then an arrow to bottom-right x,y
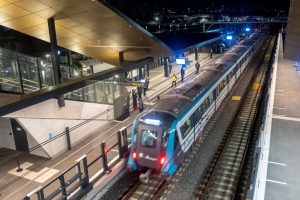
254,34 -> 300,200
0,52 -> 218,199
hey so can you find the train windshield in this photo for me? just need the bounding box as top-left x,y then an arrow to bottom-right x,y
140,130 -> 157,148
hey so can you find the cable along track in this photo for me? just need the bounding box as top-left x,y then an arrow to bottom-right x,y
195,36 -> 275,200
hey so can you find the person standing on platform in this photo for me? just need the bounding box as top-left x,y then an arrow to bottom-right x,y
181,66 -> 185,82
138,99 -> 144,113
195,61 -> 200,74
171,73 -> 177,87
132,89 -> 137,111
143,83 -> 147,96
144,76 -> 150,90
168,64 -> 173,74
137,86 -> 142,100
156,95 -> 160,101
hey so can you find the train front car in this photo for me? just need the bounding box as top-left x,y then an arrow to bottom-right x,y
127,96 -> 191,179
127,110 -> 176,173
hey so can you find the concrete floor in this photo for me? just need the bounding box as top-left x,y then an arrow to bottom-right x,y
265,55 -> 300,199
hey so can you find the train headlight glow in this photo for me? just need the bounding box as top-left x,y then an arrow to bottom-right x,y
133,152 -> 137,159
143,119 -> 161,126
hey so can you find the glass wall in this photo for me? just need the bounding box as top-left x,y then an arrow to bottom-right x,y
0,49 -> 21,93
64,77 -> 122,105
0,47 -> 89,94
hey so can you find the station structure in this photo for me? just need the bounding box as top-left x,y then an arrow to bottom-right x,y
0,0 -> 298,200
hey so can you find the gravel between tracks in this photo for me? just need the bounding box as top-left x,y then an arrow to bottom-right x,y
99,171 -> 139,200
161,53 -> 261,200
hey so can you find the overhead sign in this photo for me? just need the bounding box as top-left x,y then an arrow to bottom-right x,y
176,59 -> 186,65
226,35 -> 233,40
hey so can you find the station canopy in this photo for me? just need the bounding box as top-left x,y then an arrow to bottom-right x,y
0,0 -> 171,66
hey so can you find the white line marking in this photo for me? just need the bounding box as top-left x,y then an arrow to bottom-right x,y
268,161 -> 287,166
273,114 -> 286,117
111,149 -> 119,152
273,115 -> 300,122
276,89 -> 284,92
273,107 -> 285,110
275,93 -> 284,96
266,179 -> 287,185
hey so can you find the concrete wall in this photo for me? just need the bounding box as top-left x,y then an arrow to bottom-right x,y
4,99 -> 114,158
0,118 -> 15,150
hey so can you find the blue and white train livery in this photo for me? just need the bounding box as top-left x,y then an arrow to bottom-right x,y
127,28 -> 267,177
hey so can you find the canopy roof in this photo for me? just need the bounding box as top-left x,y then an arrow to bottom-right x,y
0,0 -> 171,66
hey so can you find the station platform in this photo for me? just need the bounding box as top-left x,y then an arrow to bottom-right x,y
254,34 -> 300,199
0,52 -> 218,199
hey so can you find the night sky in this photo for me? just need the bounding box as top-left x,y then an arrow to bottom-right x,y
107,0 -> 290,18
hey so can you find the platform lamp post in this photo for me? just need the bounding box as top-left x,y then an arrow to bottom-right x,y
16,153 -> 23,172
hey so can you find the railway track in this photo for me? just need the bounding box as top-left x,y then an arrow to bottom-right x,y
194,36 -> 275,200
120,177 -> 166,200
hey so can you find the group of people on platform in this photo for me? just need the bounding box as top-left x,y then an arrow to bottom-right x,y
170,60 -> 201,87
130,76 -> 150,113
128,55 -> 206,113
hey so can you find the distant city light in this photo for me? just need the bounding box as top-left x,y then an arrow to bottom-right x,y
245,27 -> 251,32
155,16 -> 159,21
226,35 -> 233,40
45,54 -> 50,58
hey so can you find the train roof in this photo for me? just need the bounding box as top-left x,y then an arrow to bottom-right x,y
151,95 -> 191,117
145,31 -> 263,118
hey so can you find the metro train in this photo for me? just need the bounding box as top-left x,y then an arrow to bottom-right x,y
127,29 -> 267,178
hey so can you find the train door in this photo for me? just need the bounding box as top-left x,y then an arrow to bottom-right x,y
136,125 -> 163,170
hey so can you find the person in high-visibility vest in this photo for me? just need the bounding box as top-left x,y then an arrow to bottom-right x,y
171,73 -> 177,87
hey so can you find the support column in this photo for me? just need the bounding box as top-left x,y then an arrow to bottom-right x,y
138,67 -> 143,80
195,47 -> 199,61
163,57 -> 169,77
203,23 -> 206,32
146,64 -> 150,76
48,18 -> 65,107
119,51 -> 124,65
67,50 -> 73,66
48,18 -> 61,85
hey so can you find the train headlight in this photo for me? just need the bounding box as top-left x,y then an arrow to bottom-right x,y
133,152 -> 137,159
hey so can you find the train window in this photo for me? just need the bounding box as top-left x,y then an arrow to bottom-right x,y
174,131 -> 179,149
141,130 -> 157,148
162,129 -> 169,148
218,78 -> 227,94
194,108 -> 202,125
206,93 -> 214,109
233,66 -> 238,75
180,118 -> 192,139
227,71 -> 233,82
